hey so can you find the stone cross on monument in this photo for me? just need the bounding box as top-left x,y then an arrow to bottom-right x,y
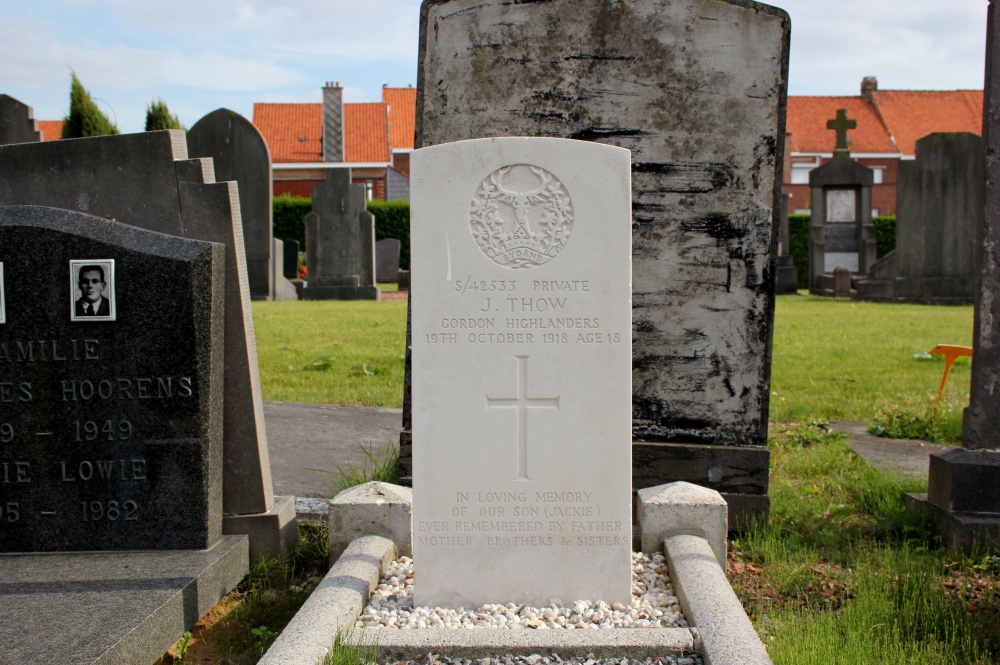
827,108 -> 857,158
486,355 -> 560,481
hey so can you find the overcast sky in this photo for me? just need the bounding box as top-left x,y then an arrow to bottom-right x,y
0,0 -> 989,134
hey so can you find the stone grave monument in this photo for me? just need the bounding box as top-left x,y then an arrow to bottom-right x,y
188,108 -> 297,301
0,204 -> 247,663
0,94 -> 41,145
376,237 -> 401,283
856,132 -> 984,304
283,238 -> 301,279
301,169 -> 380,300
808,109 -> 877,295
0,130 -> 296,559
907,0 -> 1000,551
401,0 -> 791,525
775,193 -> 798,294
412,137 -> 633,608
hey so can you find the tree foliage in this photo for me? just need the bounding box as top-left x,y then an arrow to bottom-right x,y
144,98 -> 184,131
61,72 -> 119,138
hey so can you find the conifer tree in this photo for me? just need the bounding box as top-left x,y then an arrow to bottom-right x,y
61,72 -> 119,138
144,98 -> 184,131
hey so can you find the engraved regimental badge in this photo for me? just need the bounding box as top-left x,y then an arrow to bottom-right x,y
470,164 -> 573,269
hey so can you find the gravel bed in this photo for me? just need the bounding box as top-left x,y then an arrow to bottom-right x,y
357,552 -> 689,630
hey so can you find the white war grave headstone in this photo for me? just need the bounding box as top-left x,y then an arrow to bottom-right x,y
412,137 -> 632,608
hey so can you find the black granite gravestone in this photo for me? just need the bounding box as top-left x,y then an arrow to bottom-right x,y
0,94 -> 41,145
0,205 -> 224,551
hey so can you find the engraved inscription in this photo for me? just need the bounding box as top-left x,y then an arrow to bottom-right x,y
470,164 -> 573,269
486,356 -> 559,481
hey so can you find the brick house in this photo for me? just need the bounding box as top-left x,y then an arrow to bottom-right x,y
253,83 -> 416,200
785,77 -> 983,215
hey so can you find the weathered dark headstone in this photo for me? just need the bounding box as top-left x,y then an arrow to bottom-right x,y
775,193 -> 798,294
859,133 -> 983,304
283,238 -> 301,280
0,205 -> 224,551
908,0 -> 1000,551
405,0 -> 790,524
832,266 -> 853,298
301,169 -> 380,301
188,108 -> 275,300
0,131 -> 296,559
0,94 -> 41,145
376,237 -> 401,283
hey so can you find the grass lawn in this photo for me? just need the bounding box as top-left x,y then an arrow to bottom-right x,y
202,292 -> 996,664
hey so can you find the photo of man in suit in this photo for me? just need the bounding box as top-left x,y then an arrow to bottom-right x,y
70,260 -> 115,321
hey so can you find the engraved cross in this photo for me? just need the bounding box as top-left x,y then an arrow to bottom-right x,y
827,108 -> 856,155
486,355 -> 559,481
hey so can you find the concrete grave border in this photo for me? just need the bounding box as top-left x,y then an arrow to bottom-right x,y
260,482 -> 772,665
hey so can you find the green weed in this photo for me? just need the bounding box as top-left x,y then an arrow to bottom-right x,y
323,629 -> 379,665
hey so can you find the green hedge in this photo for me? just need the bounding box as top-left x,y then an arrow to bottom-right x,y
787,215 -> 896,290
272,195 -> 411,271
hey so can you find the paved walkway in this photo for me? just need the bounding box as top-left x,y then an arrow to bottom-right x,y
263,401 -> 402,499
830,420 -> 955,476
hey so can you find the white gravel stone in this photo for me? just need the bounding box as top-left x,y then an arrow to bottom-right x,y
356,552 -> 689,631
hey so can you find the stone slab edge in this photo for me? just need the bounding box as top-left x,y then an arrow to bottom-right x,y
259,535 -> 397,665
664,534 -> 772,665
1,535 -> 248,665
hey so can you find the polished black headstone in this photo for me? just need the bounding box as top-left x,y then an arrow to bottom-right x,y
0,205 -> 225,551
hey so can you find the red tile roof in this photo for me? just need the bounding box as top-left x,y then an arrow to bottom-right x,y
344,103 -> 390,162
382,87 -> 416,149
870,90 -> 983,156
787,88 -> 983,158
38,120 -> 63,141
252,103 -> 322,163
786,97 -> 897,155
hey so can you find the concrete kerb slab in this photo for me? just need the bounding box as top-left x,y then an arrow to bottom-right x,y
664,534 -> 772,665
258,535 -> 397,665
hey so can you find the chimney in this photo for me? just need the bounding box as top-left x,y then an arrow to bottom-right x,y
861,76 -> 878,102
323,81 -> 344,162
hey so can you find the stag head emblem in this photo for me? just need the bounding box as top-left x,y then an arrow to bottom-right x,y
470,164 -> 574,270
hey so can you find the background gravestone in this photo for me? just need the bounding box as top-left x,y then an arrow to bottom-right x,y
283,238 -> 301,280
0,130 -> 295,559
775,193 -> 798,294
0,205 -> 224,551
188,108 -> 297,301
857,133 -> 983,304
907,0 -> 1000,551
301,170 -> 380,301
808,110 -> 876,294
0,94 -> 41,145
376,237 -> 401,283
404,0 -> 790,523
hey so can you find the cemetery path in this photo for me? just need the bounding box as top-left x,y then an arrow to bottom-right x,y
831,421 -> 955,477
264,401 -> 402,498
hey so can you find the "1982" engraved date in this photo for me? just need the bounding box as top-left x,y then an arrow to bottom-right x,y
81,499 -> 139,521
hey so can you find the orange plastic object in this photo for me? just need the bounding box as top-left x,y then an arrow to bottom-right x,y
929,344 -> 973,416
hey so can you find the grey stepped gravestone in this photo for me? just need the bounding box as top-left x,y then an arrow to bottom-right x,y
412,137 -> 633,608
376,237 -> 401,283
0,130 -> 296,560
0,205 -> 225,551
188,108 -> 297,301
808,109 -> 876,295
907,0 -> 1000,551
0,205 -> 248,665
301,170 -> 380,301
0,94 -> 41,144
272,238 -> 299,301
858,133 -> 984,304
402,0 -> 791,525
